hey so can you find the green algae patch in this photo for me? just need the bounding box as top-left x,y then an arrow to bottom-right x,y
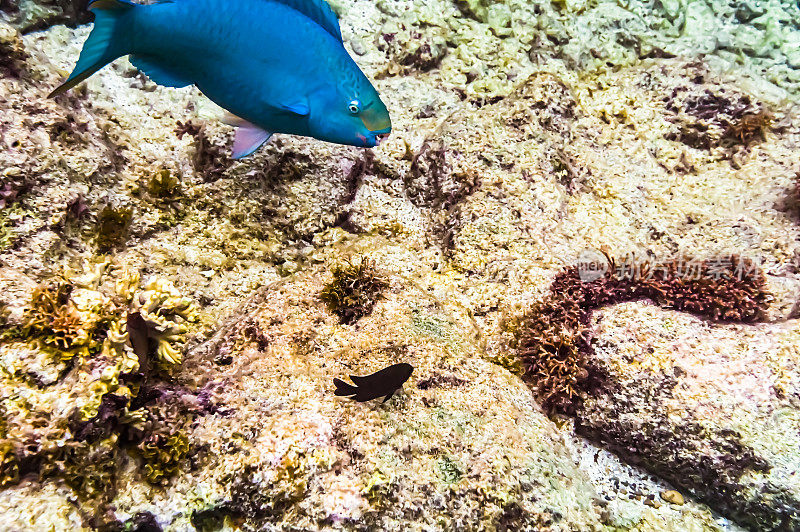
435,455 -> 464,484
410,308 -> 463,350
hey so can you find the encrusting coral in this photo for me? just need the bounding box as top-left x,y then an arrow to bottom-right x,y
511,252 -> 771,414
0,260 -> 200,523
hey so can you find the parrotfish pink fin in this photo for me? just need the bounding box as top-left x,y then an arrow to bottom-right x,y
232,122 -> 273,159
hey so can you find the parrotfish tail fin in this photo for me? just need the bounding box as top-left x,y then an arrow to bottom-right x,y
49,0 -> 137,97
333,378 -> 357,397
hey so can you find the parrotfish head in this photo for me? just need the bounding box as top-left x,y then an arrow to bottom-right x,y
307,75 -> 391,148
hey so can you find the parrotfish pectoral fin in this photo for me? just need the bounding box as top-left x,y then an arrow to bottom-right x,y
232,122 -> 273,159
281,101 -> 310,116
129,55 -> 192,88
49,0 -> 136,97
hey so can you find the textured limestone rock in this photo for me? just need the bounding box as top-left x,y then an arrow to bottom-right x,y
575,302 -> 800,531
109,266 -> 605,530
1,0 -> 90,34
0,0 -> 799,529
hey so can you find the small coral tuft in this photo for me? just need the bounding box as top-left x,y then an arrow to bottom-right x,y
133,279 -> 198,367
175,120 -> 231,182
722,109 -> 773,147
320,257 -> 390,325
138,429 -> 190,485
95,204 -> 134,252
22,282 -> 86,351
147,168 -> 181,198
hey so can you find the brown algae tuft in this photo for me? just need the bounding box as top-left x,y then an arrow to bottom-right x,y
175,120 -> 232,182
95,203 -> 134,252
320,257 -> 389,325
511,253 -> 771,414
138,428 -> 191,485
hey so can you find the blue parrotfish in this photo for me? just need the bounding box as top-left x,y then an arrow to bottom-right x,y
50,0 -> 392,158
333,363 -> 414,403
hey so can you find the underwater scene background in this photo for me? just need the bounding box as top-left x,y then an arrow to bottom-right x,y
1,0 -> 799,530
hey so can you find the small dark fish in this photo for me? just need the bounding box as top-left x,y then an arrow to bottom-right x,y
334,363 -> 413,403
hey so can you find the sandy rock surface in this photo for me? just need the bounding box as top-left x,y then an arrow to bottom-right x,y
1,0 -> 799,529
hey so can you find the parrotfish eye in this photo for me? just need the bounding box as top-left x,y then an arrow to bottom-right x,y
348,99 -> 361,115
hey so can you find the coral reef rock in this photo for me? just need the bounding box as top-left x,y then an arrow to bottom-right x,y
108,271 -> 606,530
1,0 -> 799,529
575,302 -> 800,531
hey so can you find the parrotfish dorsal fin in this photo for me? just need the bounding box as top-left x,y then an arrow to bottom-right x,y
271,0 -> 342,42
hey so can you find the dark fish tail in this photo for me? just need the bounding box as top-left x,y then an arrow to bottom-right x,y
49,0 -> 139,97
333,378 -> 358,396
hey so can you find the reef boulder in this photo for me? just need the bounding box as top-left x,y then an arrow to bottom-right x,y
575,301 -> 800,531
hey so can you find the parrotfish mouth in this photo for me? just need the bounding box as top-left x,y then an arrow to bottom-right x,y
374,129 -> 391,146
357,127 -> 391,147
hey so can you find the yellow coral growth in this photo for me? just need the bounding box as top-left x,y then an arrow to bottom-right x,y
139,430 -> 190,484
115,268 -> 141,302
10,263 -> 198,422
0,442 -> 19,487
22,283 -> 91,354
133,279 -> 198,366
